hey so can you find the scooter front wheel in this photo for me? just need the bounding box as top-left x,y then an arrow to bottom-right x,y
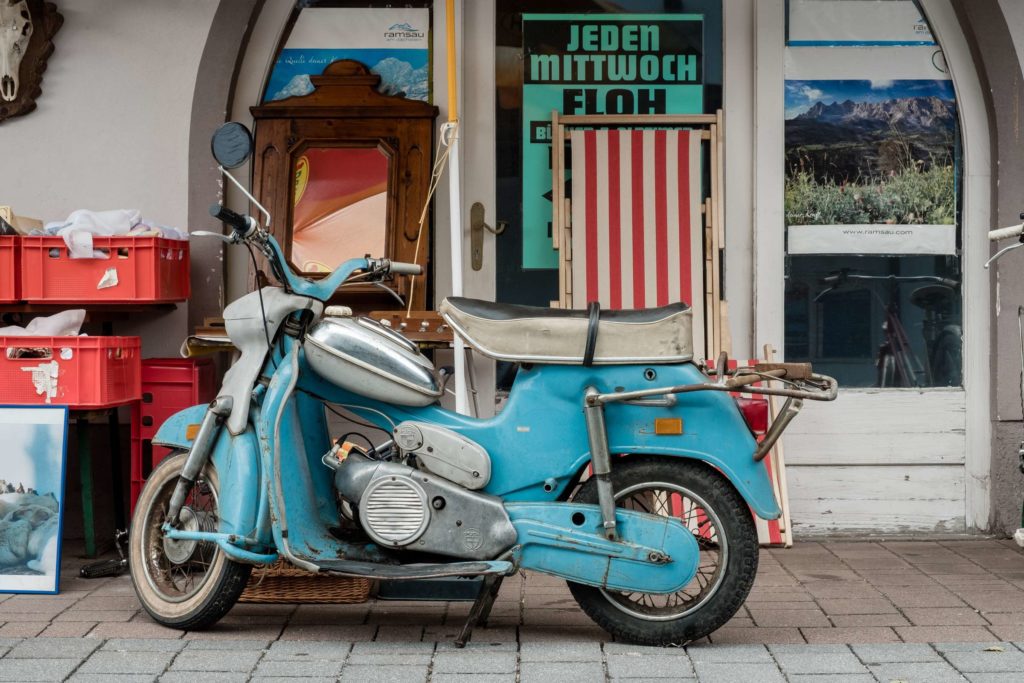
567,457 -> 758,645
129,451 -> 252,630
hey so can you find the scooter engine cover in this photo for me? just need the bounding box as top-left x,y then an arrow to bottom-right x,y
360,476 -> 430,546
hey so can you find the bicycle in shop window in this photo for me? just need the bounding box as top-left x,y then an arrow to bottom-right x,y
815,270 -> 962,388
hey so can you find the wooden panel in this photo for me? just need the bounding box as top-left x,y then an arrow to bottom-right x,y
785,390 -> 966,465
787,465 -> 966,535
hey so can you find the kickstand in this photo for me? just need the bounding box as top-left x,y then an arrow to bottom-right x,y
80,529 -> 129,579
455,575 -> 503,648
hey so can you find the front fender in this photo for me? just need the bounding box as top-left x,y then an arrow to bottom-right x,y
152,403 -> 270,548
152,404 -> 208,450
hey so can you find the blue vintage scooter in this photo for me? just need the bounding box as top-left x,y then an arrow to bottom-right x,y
129,122 -> 837,646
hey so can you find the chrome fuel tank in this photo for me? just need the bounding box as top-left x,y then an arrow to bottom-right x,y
305,316 -> 442,407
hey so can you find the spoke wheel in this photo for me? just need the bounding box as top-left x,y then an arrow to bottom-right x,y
568,457 -> 759,645
598,482 -> 728,622
129,452 -> 252,630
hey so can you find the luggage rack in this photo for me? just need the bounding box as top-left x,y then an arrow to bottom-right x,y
582,358 -> 838,541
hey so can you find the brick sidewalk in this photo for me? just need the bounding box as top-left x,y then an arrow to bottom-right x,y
0,539 -> 1023,681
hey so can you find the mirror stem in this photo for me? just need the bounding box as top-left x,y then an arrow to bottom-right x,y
220,165 -> 272,228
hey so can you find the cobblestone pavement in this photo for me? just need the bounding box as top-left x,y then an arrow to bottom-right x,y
0,539 -> 1023,681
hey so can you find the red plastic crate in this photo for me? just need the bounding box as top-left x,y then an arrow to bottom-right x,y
0,235 -> 19,303
0,336 -> 141,408
20,236 -> 189,303
131,358 -> 216,514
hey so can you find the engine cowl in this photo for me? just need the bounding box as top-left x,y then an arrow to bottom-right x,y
330,453 -> 517,560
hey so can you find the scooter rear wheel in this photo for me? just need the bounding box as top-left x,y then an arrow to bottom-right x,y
567,457 -> 758,645
129,451 -> 252,630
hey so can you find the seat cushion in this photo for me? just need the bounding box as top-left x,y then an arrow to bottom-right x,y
439,297 -> 694,365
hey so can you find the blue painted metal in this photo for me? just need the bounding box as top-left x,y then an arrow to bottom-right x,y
506,502 -> 700,593
264,233 -> 368,302
152,403 -> 207,450
298,360 -> 780,519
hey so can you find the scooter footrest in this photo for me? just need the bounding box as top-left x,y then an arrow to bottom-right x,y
315,559 -> 514,580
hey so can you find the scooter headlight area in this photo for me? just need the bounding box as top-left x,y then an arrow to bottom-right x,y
131,120 -> 837,649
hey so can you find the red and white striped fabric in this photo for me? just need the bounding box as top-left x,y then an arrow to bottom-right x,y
569,129 -> 704,331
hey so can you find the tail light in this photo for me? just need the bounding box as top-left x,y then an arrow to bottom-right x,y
734,397 -> 768,435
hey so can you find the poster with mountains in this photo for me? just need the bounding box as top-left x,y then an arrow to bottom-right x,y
784,79 -> 957,255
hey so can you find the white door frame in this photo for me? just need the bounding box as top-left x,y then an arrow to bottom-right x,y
752,0 -> 992,533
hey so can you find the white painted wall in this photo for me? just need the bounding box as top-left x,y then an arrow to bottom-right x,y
0,0 -> 217,357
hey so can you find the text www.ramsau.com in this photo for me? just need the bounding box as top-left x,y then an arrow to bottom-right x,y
841,229 -> 914,236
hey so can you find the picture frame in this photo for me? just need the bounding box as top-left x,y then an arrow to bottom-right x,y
0,405 -> 69,594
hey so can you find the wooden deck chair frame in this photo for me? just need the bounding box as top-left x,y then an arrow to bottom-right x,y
550,110 -> 726,358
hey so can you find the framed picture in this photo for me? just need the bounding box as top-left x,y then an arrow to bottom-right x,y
0,406 -> 69,594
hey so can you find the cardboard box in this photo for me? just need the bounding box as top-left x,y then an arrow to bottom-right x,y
0,206 -> 43,234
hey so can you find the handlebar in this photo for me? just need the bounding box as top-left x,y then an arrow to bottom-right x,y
209,203 -> 253,236
388,261 -> 422,276
989,223 -> 1024,241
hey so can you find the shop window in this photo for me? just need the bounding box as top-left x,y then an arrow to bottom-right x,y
495,1 -> 723,306
782,0 -> 962,388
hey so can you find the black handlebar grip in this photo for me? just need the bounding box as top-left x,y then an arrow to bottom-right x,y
209,203 -> 250,233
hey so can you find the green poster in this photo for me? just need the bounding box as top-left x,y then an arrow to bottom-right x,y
521,14 -> 705,269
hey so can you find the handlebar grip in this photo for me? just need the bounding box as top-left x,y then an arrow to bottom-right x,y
209,203 -> 250,234
389,261 -> 422,276
989,223 -> 1024,241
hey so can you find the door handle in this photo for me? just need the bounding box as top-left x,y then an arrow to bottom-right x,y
470,202 -> 507,271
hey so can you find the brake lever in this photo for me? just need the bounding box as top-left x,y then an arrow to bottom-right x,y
985,241 -> 1024,269
191,230 -> 237,244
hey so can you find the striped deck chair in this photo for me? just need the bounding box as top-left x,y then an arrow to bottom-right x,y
551,112 -> 725,358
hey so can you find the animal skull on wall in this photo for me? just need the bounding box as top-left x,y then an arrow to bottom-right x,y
0,0 -> 61,123
0,1 -> 33,102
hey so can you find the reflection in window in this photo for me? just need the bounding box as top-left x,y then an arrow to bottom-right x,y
785,255 -> 962,388
291,147 -> 389,274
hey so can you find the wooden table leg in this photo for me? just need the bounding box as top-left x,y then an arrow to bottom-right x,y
77,415 -> 96,558
108,408 -> 126,531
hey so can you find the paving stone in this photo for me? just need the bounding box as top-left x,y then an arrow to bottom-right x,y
183,638 -> 273,651
68,675 -> 156,683
279,624 -> 376,641
263,640 -> 352,660
708,627 -> 806,644
816,598 -> 899,614
964,674 -> 1024,682
167,649 -> 262,672
250,678 -> 336,683
747,608 -> 831,627
77,650 -> 176,675
941,648 -> 1024,672
158,673 -> 248,683
687,644 -> 771,663
519,641 -> 603,662
800,626 -> 900,643
87,621 -> 184,639
903,607 -> 990,626
432,651 -> 517,674
787,676 -> 875,683
519,661 -> 607,683
896,626 -> 999,642
603,642 -> 687,656
830,613 -> 912,627
689,661 -> 786,683
253,659 -> 346,677
347,653 -> 432,666
0,623 -> 45,638
338,664 -> 428,683
349,640 -> 435,654
852,642 -> 943,663
434,639 -> 518,652
6,636 -> 102,659
607,653 -> 693,678
429,676 -> 516,683
868,662 -> 969,683
102,639 -> 188,653
768,644 -> 867,674
0,658 -> 82,681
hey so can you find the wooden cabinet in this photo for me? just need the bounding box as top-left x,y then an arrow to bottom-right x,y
251,60 -> 438,311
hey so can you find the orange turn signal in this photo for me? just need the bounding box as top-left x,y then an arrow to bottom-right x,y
654,418 -> 683,435
185,424 -> 201,441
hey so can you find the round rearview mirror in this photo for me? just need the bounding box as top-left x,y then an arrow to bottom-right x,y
211,122 -> 253,169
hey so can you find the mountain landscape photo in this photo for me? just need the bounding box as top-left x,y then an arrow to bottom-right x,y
785,79 -> 956,226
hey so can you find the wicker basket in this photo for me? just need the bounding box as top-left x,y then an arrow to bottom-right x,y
239,560 -> 371,604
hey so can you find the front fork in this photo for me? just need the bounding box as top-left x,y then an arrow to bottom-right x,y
165,396 -> 233,526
